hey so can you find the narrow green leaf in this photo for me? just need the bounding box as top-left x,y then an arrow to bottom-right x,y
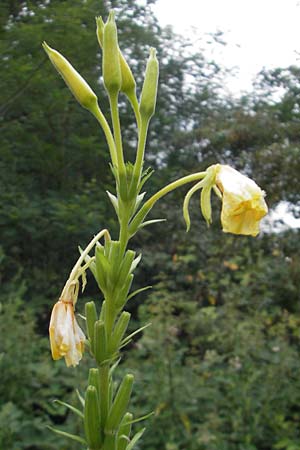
127,285 -> 152,301
126,428 -> 146,450
124,411 -> 154,425
47,426 -> 86,445
121,323 -> 151,346
53,399 -> 84,419
76,389 -> 85,407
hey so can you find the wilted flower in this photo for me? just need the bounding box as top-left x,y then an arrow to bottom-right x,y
48,229 -> 110,367
215,165 -> 268,236
49,300 -> 85,367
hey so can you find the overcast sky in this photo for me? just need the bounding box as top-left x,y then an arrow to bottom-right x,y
152,0 -> 300,96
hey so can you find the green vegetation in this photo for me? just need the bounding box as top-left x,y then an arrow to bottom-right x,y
1,1 -> 300,449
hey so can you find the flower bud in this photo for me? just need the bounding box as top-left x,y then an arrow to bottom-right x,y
96,16 -> 136,97
106,374 -> 134,432
139,48 -> 159,122
85,301 -> 97,352
102,11 -> 122,96
42,42 -> 98,111
94,320 -> 107,364
84,386 -> 102,448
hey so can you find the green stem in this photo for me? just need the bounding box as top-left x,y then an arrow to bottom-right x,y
130,117 -> 149,196
60,229 -> 110,300
128,91 -> 141,131
91,104 -> 118,168
128,171 -> 207,235
110,92 -> 126,175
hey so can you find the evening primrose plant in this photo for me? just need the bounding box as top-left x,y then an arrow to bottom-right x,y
43,10 -> 268,450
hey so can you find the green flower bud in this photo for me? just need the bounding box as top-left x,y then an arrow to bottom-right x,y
42,42 -> 98,111
103,11 -> 122,96
96,16 -> 136,97
84,386 -> 102,448
139,48 -> 159,122
88,368 -> 102,420
94,320 -> 107,364
106,374 -> 134,432
109,311 -> 131,354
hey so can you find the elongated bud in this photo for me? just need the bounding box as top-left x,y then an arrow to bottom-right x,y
103,11 -> 122,95
139,48 -> 159,122
117,412 -> 133,450
85,301 -> 97,351
88,368 -> 101,419
109,311 -> 131,353
106,374 -> 134,432
84,386 -> 102,448
94,320 -> 107,364
96,16 -> 136,97
42,42 -> 98,111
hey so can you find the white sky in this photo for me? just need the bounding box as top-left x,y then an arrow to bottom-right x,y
152,0 -> 300,96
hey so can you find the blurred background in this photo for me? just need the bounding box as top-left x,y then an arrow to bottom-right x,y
1,1 -> 300,449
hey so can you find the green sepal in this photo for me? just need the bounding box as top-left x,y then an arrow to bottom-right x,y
106,374 -> 134,432
94,320 -> 107,365
47,426 -> 86,445
84,386 -> 102,448
53,399 -> 84,419
117,412 -> 133,450
183,179 -> 205,232
108,311 -> 131,354
85,301 -> 98,351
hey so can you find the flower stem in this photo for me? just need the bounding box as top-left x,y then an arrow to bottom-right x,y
91,105 -> 118,168
128,171 -> 207,235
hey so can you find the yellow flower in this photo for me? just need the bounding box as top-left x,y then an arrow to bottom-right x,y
49,300 -> 85,367
215,165 -> 268,236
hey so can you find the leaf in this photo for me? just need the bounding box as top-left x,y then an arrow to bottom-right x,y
139,218 -> 166,229
53,399 -> 84,419
127,285 -> 152,301
130,253 -> 142,273
76,389 -> 85,408
47,426 -> 87,445
121,323 -> 152,346
126,428 -> 146,450
124,411 -> 154,425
